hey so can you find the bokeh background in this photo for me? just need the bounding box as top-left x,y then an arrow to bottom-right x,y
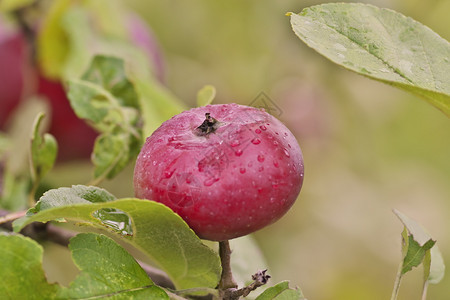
15,0 -> 450,299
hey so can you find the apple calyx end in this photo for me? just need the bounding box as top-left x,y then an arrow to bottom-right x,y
195,112 -> 220,136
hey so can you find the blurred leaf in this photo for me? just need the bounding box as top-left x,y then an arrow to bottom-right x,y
37,0 -> 71,79
30,113 -> 57,183
68,55 -> 142,181
428,246 -> 445,284
197,85 -> 216,107
5,97 -> 50,176
0,234 -> 61,298
91,132 -> 139,180
290,3 -> 450,116
133,75 -> 186,137
61,233 -> 168,299
394,209 -> 445,283
256,281 -> 305,300
0,0 -> 34,12
13,186 -> 221,290
0,171 -> 29,211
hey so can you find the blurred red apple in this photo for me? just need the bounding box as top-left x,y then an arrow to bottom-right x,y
0,22 -> 27,129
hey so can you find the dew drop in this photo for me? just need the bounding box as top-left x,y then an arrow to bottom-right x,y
273,141 -> 279,147
283,148 -> 290,157
168,137 -> 176,142
257,155 -> 265,162
164,170 -> 174,178
235,149 -> 243,156
288,143 -> 291,148
255,128 -> 262,134
260,125 -> 267,131
273,160 -> 279,168
258,166 -> 264,172
230,140 -> 240,147
257,187 -> 263,193
204,178 -> 215,186
251,138 -> 261,145
92,208 -> 133,236
152,160 -> 157,166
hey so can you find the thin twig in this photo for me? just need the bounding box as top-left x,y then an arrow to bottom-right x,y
390,260 -> 403,300
421,281 -> 429,300
0,210 -> 26,225
218,240 -> 238,290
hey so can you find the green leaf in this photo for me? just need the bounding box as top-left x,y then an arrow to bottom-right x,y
67,55 -> 142,181
401,235 -> 435,274
256,281 -> 305,300
13,187 -> 221,290
290,3 -> 450,116
63,233 -> 168,299
394,209 -> 445,282
0,0 -> 34,12
82,55 -> 139,109
30,113 -> 58,183
28,185 -> 116,214
0,234 -> 61,298
197,85 -> 216,107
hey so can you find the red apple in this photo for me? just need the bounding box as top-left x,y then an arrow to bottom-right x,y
134,104 -> 304,241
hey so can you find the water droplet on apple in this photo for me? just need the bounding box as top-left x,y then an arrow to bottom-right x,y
230,140 -> 240,147
255,128 -> 262,134
260,125 -> 267,131
283,148 -> 290,157
235,149 -> 243,156
164,170 -> 174,178
257,154 -> 265,162
251,138 -> 261,145
240,167 -> 246,174
273,160 -> 279,168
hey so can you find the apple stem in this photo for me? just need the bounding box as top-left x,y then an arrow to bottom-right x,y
218,240 -> 238,290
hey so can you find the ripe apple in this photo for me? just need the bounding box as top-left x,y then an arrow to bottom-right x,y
134,104 -> 304,241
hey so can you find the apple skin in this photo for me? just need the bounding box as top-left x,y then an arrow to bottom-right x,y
134,103 -> 304,241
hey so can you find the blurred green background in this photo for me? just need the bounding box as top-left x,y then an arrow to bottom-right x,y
43,0 -> 450,299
